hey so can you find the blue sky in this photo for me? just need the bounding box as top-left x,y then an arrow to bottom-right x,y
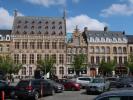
0,0 -> 133,35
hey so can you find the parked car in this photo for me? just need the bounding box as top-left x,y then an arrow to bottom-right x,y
47,79 -> 64,93
57,79 -> 80,91
15,79 -> 54,100
86,78 -> 110,94
115,77 -> 133,88
94,88 -> 133,100
73,77 -> 92,88
105,77 -> 119,88
0,80 -> 15,99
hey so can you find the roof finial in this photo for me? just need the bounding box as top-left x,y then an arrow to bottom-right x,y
14,9 -> 18,17
63,7 -> 66,19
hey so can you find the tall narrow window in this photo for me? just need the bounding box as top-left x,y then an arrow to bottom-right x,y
45,42 -> 49,49
114,56 -> 117,64
37,42 -> 42,49
52,67 -> 56,75
52,54 -> 56,63
45,54 -> 49,60
29,54 -> 34,64
30,42 -> 35,49
14,54 -> 19,64
29,67 -> 32,76
59,67 -> 64,74
91,56 -> 94,64
15,42 -> 20,49
119,56 -> 122,64
107,56 -> 110,62
96,56 -> 100,64
22,67 -> 26,75
22,54 -> 26,64
22,42 -> 27,49
52,42 -> 57,49
37,54 -> 42,62
59,42 -> 64,49
59,54 -> 64,64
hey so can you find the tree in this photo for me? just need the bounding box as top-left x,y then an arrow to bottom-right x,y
37,57 -> 55,75
99,60 -> 116,76
0,56 -> 22,80
126,53 -> 133,76
72,54 -> 86,76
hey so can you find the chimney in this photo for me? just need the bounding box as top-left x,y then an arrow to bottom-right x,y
123,31 -> 125,35
104,26 -> 108,31
14,9 -> 18,17
84,27 -> 88,32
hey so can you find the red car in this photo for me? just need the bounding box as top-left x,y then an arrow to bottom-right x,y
57,79 -> 80,91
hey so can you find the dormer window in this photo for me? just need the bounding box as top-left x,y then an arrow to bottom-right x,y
45,21 -> 48,24
38,31 -> 41,34
59,31 -> 63,35
0,36 -> 2,40
45,26 -> 48,29
38,26 -> 41,29
32,21 -> 35,24
16,31 -> 19,34
31,26 -> 34,29
17,25 -> 20,28
23,31 -> 27,34
59,21 -> 62,24
24,25 -> 27,29
59,26 -> 62,29
52,21 -> 55,24
52,26 -> 55,29
52,31 -> 56,35
31,31 -> 34,34
18,20 -> 21,24
6,36 -> 10,40
25,21 -> 28,24
45,31 -> 48,35
38,21 -> 41,24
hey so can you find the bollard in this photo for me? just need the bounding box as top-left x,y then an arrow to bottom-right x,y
1,91 -> 5,100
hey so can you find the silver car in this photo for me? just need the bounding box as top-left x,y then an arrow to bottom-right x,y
86,78 -> 110,94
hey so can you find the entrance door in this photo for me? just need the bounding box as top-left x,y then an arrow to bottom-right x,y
90,68 -> 96,77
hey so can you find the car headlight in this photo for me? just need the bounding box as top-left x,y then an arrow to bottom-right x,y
75,83 -> 79,87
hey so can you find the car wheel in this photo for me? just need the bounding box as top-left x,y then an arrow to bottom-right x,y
34,91 -> 39,100
71,87 -> 75,91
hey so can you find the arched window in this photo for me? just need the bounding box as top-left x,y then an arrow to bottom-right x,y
38,26 -> 41,29
45,26 -> 48,29
31,26 -> 34,29
123,47 -> 127,54
59,26 -> 62,29
101,46 -> 105,53
25,21 -> 28,24
106,47 -> 110,54
95,46 -> 100,53
24,25 -> 27,29
59,67 -> 64,74
45,21 -> 48,24
113,47 -> 117,54
38,21 -> 41,24
52,26 -> 55,29
52,21 -> 55,24
118,47 -> 122,54
22,67 -> 26,75
17,25 -> 20,28
16,31 -> 19,34
18,20 -> 21,24
59,21 -> 62,24
32,21 -> 35,24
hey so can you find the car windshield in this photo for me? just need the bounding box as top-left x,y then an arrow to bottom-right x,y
92,78 -> 104,83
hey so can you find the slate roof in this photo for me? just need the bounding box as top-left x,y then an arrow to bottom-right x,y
84,30 -> 126,38
12,16 -> 66,36
126,35 -> 133,44
0,30 -> 11,36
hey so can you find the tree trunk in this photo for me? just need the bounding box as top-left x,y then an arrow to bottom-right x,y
75,70 -> 80,77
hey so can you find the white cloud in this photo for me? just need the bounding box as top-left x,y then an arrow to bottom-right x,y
0,8 -> 23,29
0,7 -> 13,29
25,0 -> 66,7
100,0 -> 133,17
67,14 -> 106,33
72,0 -> 80,3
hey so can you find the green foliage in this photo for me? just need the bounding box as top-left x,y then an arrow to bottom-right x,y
37,56 -> 55,75
99,59 -> 116,76
72,54 -> 86,76
126,53 -> 133,74
0,56 -> 22,75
